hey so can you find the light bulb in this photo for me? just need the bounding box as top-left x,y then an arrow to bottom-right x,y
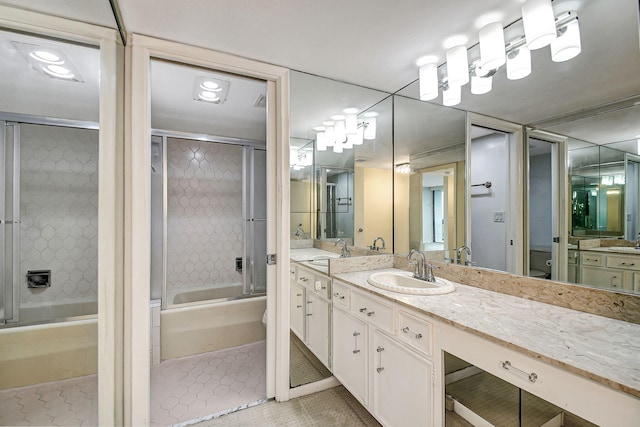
446,45 -> 469,87
507,46 -> 531,80
479,22 -> 505,70
417,56 -> 439,101
551,18 -> 581,62
522,0 -> 557,50
443,84 -> 461,106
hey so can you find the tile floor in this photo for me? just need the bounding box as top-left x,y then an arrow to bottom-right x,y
0,340 -> 266,426
0,375 -> 97,426
151,340 -> 266,426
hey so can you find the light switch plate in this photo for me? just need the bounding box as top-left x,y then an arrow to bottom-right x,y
493,211 -> 505,222
315,280 -> 322,291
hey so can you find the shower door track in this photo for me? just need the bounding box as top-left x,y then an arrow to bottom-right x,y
151,128 -> 265,149
0,112 -> 98,130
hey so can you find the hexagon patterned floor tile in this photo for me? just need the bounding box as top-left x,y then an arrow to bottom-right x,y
0,341 -> 265,426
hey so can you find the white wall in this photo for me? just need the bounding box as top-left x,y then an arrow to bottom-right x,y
529,152 -> 552,250
471,133 -> 507,271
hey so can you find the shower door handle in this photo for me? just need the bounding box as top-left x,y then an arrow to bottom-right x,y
0,220 -> 20,224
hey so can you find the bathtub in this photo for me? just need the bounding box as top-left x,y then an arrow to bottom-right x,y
18,300 -> 97,324
161,295 -> 266,360
168,283 -> 245,306
0,307 -> 97,389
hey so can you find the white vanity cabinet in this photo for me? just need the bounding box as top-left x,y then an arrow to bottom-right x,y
289,264 -> 332,369
332,279 -> 434,427
579,251 -> 639,292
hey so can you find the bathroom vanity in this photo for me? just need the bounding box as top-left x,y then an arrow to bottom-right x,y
331,267 -> 640,426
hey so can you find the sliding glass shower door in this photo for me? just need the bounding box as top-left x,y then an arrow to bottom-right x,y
150,135 -> 266,307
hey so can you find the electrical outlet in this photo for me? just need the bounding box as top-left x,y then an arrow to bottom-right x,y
315,280 -> 322,291
493,211 -> 505,222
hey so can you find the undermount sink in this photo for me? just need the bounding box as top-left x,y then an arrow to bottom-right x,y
607,246 -> 640,253
367,271 -> 455,295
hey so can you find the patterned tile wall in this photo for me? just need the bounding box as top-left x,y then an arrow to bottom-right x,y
166,138 -> 244,292
19,124 -> 99,305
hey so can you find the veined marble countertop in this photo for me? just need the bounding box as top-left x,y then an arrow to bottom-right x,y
290,248 -> 340,275
333,268 -> 640,398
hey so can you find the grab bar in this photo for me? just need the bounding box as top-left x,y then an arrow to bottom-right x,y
471,182 -> 492,189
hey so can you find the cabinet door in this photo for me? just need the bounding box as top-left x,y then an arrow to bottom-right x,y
580,266 -> 623,290
373,331 -> 432,427
290,282 -> 305,340
332,307 -> 368,405
306,291 -> 330,368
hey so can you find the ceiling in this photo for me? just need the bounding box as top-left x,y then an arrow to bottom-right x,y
1,0 -> 639,150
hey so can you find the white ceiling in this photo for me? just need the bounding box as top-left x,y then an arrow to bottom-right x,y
1,0 -> 639,152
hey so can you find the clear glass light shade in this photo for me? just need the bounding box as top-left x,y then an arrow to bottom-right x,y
345,112 -> 358,135
333,141 -> 343,153
334,120 -> 347,144
479,22 -> 506,70
471,73 -> 492,95
446,45 -> 469,87
522,0 -> 557,50
551,19 -> 581,62
506,46 -> 531,80
443,84 -> 461,106
324,125 -> 335,146
316,131 -> 327,151
363,117 -> 377,140
419,62 -> 439,101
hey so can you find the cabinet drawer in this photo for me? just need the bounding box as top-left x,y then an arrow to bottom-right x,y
606,255 -> 640,271
397,310 -> 433,357
351,291 -> 394,333
580,253 -> 604,266
296,267 -> 313,289
313,275 -> 331,299
580,266 -> 624,291
332,280 -> 350,309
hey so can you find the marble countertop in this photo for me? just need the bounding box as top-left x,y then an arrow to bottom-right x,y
580,247 -> 640,255
290,248 -> 340,275
333,268 -> 640,398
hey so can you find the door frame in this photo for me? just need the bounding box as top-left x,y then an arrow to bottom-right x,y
525,129 -> 569,282
466,113 -> 524,275
0,6 -> 123,425
125,34 -> 290,425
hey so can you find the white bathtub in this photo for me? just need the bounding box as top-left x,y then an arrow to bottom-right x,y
18,300 -> 97,324
161,295 -> 266,360
169,283 -> 244,306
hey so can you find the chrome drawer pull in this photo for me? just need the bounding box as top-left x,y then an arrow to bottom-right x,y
376,346 -> 385,373
501,360 -> 538,383
401,326 -> 423,339
359,307 -> 367,312
367,311 -> 375,317
620,262 -> 635,266
353,331 -> 360,354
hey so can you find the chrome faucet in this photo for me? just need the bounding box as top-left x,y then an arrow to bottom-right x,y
335,238 -> 351,258
456,245 -> 474,266
407,249 -> 427,280
370,236 -> 386,251
425,263 -> 438,283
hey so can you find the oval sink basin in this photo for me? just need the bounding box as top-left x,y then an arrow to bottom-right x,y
607,247 -> 640,253
367,271 -> 455,295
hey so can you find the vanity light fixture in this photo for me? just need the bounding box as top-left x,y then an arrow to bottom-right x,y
343,108 -> 359,135
13,41 -> 84,82
551,12 -> 581,62
395,163 -> 411,174
442,83 -> 461,107
445,45 -> 469,87
363,112 -> 378,140
415,5 -> 581,106
522,0 -> 557,50
470,62 -> 492,95
322,121 -> 336,147
332,115 -> 347,144
193,76 -> 230,104
478,22 -> 505,70
417,56 -> 439,101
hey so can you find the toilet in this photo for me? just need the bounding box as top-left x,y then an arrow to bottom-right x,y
529,269 -> 547,279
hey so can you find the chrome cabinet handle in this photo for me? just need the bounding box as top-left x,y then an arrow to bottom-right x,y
300,277 -> 309,282
376,346 -> 385,373
352,331 -> 360,354
359,307 -> 367,313
620,262 -> 635,266
367,311 -> 375,317
401,326 -> 423,339
501,360 -> 537,383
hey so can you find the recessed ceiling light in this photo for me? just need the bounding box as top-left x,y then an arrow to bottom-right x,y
200,81 -> 222,91
199,91 -> 220,101
29,50 -> 64,65
43,64 -> 75,79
